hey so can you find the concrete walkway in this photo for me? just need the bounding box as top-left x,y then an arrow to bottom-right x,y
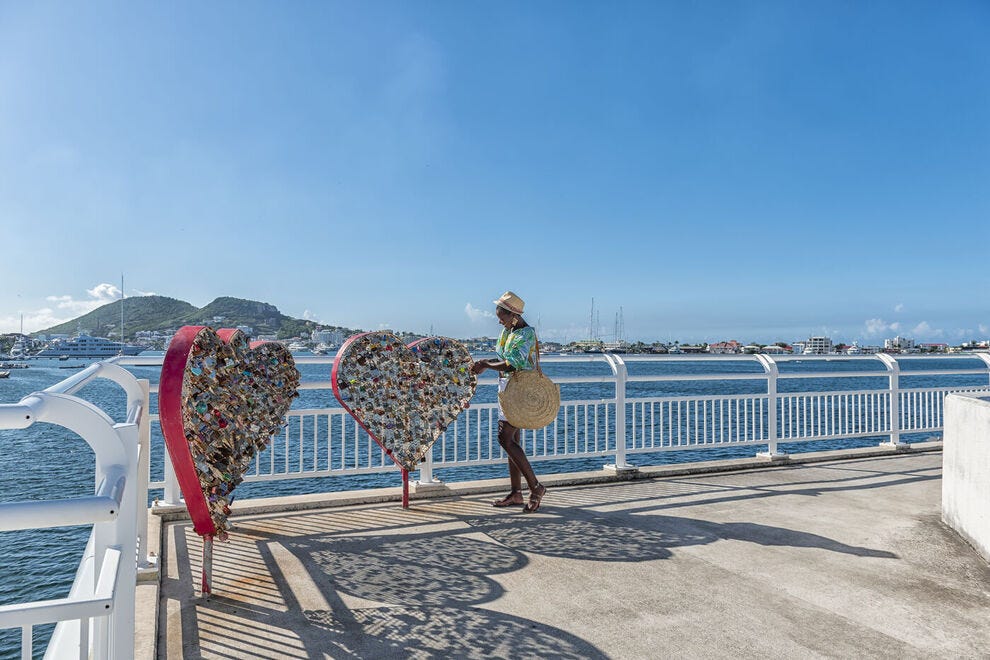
155,451 -> 990,659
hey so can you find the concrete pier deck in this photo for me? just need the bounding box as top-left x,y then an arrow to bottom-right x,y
150,450 -> 990,658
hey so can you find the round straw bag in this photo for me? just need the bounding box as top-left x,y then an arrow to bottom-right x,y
498,337 -> 560,429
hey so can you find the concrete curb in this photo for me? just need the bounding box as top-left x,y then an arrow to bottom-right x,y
150,441 -> 943,522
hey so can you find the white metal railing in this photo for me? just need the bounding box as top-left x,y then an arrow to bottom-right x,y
3,352 -> 989,657
0,362 -> 150,660
115,352 -> 990,500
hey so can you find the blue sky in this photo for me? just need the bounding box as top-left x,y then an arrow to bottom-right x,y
1,1 -> 988,344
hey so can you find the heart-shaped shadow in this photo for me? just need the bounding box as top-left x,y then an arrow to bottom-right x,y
160,326 -> 300,539
331,332 -> 477,471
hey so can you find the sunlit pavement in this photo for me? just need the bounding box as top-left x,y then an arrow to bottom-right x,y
150,451 -> 990,659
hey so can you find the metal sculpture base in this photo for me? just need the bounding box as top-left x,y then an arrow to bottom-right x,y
201,536 -> 213,597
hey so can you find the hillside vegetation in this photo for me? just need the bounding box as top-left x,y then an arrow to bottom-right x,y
35,295 -> 336,340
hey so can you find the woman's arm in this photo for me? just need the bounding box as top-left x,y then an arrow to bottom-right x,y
470,358 -> 514,375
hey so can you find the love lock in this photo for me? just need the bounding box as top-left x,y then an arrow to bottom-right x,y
332,332 -> 477,506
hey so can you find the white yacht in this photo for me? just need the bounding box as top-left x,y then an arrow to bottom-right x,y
35,333 -> 145,358
8,337 -> 30,359
286,341 -> 309,352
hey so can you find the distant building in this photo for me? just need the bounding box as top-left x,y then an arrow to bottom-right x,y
803,336 -> 834,355
760,345 -> 790,354
884,336 -> 915,352
236,325 -> 254,337
709,341 -> 741,354
312,329 -> 345,345
255,334 -> 278,342
792,341 -> 807,355
919,343 -> 948,353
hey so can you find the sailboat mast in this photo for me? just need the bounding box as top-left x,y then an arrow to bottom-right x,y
589,297 -> 595,341
120,274 -> 125,354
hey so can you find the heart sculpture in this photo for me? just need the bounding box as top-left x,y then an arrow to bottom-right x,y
331,332 -> 477,472
159,326 -> 300,540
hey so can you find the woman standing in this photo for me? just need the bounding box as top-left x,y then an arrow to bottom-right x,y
470,291 -> 547,512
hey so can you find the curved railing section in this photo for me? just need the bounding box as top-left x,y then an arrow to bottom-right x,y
0,363 -> 151,660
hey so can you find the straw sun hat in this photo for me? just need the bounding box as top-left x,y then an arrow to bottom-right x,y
494,291 -> 525,315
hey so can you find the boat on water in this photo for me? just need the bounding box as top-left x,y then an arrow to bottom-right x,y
286,341 -> 309,352
34,333 -> 146,358
311,342 -> 336,355
0,370 -> 9,378
8,337 -> 31,359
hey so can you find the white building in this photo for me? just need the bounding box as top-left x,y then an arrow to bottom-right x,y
803,336 -> 834,355
312,329 -> 345,345
236,325 -> 254,337
760,345 -> 790,354
884,336 -> 915,352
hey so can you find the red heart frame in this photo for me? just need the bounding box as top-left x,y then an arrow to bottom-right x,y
159,326 -> 298,538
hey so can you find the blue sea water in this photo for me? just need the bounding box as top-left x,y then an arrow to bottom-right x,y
1,354 -> 986,657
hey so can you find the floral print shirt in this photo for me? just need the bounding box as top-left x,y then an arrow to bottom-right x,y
495,326 -> 537,372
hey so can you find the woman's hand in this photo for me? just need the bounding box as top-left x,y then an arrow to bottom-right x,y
470,360 -> 488,375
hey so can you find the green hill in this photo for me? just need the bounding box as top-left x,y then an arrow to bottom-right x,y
34,295 -> 335,340
38,296 -> 197,338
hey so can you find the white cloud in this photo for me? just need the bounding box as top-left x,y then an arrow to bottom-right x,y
465,303 -> 495,323
377,323 -> 391,330
912,321 -> 943,338
980,324 -> 989,335
302,309 -> 323,322
0,308 -> 64,334
1,283 -> 154,333
894,303 -> 904,313
864,318 -> 900,336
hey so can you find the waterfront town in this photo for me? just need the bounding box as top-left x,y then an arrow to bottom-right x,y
1,324 -> 988,360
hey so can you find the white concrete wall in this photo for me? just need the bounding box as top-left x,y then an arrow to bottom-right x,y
943,393 -> 990,563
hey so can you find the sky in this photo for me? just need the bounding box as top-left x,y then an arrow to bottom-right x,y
1,1 -> 988,344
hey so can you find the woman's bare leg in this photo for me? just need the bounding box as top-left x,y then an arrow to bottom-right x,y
498,421 -> 539,491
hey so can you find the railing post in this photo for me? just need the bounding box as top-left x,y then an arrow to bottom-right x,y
419,449 -> 435,484
162,451 -> 182,506
876,354 -> 907,449
414,411 -> 447,494
604,355 -> 636,473
755,355 -> 785,460
109,419 -> 138,659
414,444 -> 446,493
135,379 -> 158,577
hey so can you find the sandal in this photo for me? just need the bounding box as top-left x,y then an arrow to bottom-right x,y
492,489 -> 523,508
522,484 -> 546,513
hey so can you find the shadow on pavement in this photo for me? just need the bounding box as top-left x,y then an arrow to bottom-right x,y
286,531 -> 527,607
304,605 -> 607,659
